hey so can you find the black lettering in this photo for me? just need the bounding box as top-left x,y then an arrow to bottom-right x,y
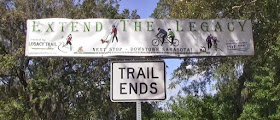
137,67 -> 146,79
140,83 -> 148,94
120,83 -> 127,94
119,68 -> 125,79
129,83 -> 137,94
150,82 -> 157,94
152,67 -> 159,78
147,67 -> 149,78
127,67 -> 135,79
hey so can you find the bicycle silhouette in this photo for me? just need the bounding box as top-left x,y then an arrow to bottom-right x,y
152,35 -> 179,46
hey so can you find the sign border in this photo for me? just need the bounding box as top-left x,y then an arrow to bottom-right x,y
110,60 -> 166,102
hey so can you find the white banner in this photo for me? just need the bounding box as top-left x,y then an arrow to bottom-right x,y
25,18 -> 254,57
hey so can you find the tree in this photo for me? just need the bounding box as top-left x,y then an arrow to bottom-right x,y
151,0 -> 280,119
150,0 -> 170,18
0,0 -> 155,119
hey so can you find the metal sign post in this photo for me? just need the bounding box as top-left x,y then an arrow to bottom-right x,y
136,102 -> 141,120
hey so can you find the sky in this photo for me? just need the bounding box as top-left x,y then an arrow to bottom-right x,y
118,0 -> 183,101
118,0 -> 159,18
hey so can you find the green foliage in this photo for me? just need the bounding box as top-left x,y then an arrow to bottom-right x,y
150,0 -> 170,18
151,96 -> 216,119
0,0 -> 155,119
151,0 -> 280,119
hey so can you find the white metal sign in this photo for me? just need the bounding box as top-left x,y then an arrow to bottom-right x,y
25,18 -> 254,58
110,61 -> 166,102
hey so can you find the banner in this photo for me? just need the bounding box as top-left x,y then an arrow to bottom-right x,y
25,18 -> 254,57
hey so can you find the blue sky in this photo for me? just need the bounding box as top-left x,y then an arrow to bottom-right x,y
118,0 -> 159,18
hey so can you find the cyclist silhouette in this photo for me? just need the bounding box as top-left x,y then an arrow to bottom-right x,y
156,28 -> 167,45
168,28 -> 175,44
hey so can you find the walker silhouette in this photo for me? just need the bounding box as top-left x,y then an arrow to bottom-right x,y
100,21 -> 120,43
